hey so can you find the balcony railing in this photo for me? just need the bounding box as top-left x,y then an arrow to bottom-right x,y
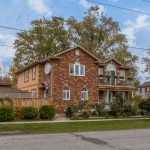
0,93 -> 32,99
99,75 -> 134,87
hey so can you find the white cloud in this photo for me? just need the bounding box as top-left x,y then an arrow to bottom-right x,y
0,34 -> 16,58
0,34 -> 16,75
27,0 -> 52,16
122,15 -> 150,46
79,0 -> 104,14
79,0 -> 90,8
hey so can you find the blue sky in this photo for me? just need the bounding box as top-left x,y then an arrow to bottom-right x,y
0,0 -> 150,82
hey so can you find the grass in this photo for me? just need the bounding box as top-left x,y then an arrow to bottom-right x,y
0,119 -> 150,133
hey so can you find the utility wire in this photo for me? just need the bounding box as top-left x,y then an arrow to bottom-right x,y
0,44 -> 13,47
0,21 -> 149,51
0,43 -> 149,51
87,0 -> 150,16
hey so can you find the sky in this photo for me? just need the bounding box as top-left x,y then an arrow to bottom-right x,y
0,0 -> 150,82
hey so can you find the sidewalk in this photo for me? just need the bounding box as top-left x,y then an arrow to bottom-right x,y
0,117 -> 150,125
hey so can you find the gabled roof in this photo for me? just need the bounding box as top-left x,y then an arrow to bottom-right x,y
16,46 -> 130,74
103,58 -> 123,66
16,46 -> 101,74
140,82 -> 150,87
54,46 -> 101,62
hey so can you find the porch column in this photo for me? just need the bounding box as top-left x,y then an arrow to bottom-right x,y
132,90 -> 134,98
106,90 -> 109,103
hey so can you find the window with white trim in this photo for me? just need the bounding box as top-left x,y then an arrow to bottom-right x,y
119,70 -> 125,79
62,87 -> 70,100
81,87 -> 88,100
69,62 -> 85,76
99,67 -> 103,75
32,67 -> 36,79
24,70 -> 29,82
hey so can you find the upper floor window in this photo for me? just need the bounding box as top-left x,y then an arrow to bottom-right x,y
119,70 -> 125,80
99,67 -> 103,75
81,87 -> 88,100
75,50 -> 80,56
62,87 -> 70,100
24,70 -> 29,82
69,62 -> 85,76
32,67 -> 36,79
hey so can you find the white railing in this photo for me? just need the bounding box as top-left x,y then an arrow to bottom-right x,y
0,93 -> 31,99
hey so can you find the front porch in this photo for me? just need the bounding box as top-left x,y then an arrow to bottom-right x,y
99,90 -> 134,103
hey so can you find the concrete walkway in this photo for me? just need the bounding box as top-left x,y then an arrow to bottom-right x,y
0,117 -> 150,125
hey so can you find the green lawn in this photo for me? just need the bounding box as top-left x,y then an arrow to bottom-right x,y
0,119 -> 150,133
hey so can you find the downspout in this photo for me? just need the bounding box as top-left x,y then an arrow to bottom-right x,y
50,60 -> 53,103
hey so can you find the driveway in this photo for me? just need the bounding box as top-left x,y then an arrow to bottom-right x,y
0,129 -> 150,150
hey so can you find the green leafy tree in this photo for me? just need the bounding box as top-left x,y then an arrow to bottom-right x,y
143,50 -> 150,77
13,17 -> 70,69
13,5 -> 138,80
67,6 -> 138,74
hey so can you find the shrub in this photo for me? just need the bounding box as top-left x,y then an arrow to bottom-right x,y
21,107 -> 38,120
65,105 -> 75,118
0,106 -> 14,121
131,96 -> 143,115
39,105 -> 55,119
109,102 -> 122,118
82,110 -> 90,119
95,103 -> 105,117
123,105 -> 132,117
138,98 -> 150,115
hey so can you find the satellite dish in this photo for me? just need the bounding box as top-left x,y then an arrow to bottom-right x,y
44,62 -> 51,75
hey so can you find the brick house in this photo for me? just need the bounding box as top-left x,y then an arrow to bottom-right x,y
16,46 -> 135,112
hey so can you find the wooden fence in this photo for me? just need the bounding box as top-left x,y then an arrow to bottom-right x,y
12,99 -> 52,109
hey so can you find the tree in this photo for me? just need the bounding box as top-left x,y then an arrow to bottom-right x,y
13,17 -> 70,69
13,5 -> 138,78
143,50 -> 150,77
67,5 -> 138,77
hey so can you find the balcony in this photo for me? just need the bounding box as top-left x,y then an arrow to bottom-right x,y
99,75 -> 134,89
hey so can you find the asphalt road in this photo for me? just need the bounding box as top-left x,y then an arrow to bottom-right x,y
0,129 -> 150,150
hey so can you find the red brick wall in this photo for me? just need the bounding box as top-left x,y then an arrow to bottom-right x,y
45,48 -> 99,112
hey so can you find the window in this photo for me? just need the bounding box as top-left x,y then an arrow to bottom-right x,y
75,50 -> 80,56
62,87 -> 70,100
120,70 -> 125,79
99,67 -> 103,75
24,70 -> 29,82
80,64 -> 85,76
140,88 -> 142,93
145,87 -> 147,93
81,87 -> 88,100
32,67 -> 36,79
31,89 -> 37,98
106,64 -> 116,85
69,62 -> 85,76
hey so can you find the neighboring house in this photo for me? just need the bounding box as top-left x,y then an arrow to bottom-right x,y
16,46 -> 135,111
0,81 -> 31,99
136,82 -> 150,99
